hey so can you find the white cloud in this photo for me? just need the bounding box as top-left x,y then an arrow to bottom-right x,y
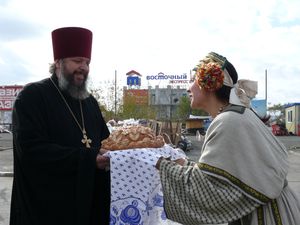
0,0 -> 299,105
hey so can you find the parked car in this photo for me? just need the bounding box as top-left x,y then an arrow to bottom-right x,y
271,124 -> 289,136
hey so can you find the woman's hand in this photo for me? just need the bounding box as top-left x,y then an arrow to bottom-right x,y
155,156 -> 165,170
174,158 -> 186,166
155,157 -> 187,170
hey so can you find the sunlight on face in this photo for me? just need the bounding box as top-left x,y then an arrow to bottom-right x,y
188,80 -> 208,110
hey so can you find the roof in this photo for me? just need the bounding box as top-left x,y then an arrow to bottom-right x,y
126,70 -> 142,76
284,103 -> 300,108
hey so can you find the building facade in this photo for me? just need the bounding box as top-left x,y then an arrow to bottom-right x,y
148,85 -> 188,120
285,103 -> 300,136
123,70 -> 189,121
0,85 -> 23,130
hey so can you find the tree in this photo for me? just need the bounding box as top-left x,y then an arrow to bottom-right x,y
268,103 -> 285,124
89,82 -> 123,121
176,96 -> 208,121
191,108 -> 208,116
176,96 -> 190,120
90,84 -> 157,121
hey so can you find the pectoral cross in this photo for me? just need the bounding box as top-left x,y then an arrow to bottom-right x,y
82,131 -> 92,148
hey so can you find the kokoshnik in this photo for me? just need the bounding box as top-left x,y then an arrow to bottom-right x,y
51,27 -> 93,148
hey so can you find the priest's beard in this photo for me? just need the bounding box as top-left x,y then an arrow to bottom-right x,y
57,65 -> 90,100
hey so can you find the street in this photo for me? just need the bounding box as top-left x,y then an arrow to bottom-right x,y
1,133 -> 300,225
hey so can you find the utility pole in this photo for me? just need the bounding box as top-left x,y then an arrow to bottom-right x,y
114,70 -> 117,117
265,69 -> 267,109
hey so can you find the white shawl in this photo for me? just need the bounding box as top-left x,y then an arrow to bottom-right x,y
199,108 -> 288,202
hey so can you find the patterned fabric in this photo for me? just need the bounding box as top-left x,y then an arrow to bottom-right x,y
160,160 -> 259,225
201,108 -> 288,200
159,107 -> 300,225
104,145 -> 185,225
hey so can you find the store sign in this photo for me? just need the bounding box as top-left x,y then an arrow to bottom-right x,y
124,89 -> 148,105
0,86 -> 23,110
146,72 -> 188,81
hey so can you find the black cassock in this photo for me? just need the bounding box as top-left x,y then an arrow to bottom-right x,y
10,75 -> 110,225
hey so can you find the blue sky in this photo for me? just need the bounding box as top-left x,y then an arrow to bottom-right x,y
0,0 -> 300,105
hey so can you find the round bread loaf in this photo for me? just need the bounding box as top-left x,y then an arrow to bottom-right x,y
101,125 -> 165,150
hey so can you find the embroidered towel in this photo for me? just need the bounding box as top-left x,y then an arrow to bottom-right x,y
105,145 -> 184,225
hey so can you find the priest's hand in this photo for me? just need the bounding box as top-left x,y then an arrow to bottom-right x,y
99,148 -> 109,155
96,154 -> 110,170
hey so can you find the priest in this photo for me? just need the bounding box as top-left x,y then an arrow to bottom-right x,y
10,27 -> 111,225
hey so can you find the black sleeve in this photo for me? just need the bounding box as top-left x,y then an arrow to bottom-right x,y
12,83 -> 98,176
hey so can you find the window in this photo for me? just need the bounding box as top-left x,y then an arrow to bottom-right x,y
287,110 -> 293,122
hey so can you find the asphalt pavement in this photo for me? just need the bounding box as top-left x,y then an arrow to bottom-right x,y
1,133 -> 300,225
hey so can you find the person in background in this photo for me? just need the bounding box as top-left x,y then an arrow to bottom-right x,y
156,52 -> 300,225
10,27 -> 111,225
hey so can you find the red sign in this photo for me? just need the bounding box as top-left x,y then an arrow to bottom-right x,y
0,86 -> 23,110
124,89 -> 148,105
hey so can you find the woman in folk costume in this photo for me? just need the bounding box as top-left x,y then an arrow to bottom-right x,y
155,52 -> 300,225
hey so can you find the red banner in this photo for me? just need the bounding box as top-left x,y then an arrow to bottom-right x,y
0,86 -> 23,110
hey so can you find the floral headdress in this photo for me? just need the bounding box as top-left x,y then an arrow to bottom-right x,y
195,52 -> 258,108
195,52 -> 228,91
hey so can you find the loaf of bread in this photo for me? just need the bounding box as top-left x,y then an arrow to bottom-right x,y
101,125 -> 165,150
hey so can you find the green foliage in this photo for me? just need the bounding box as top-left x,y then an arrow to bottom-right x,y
91,85 -> 208,122
268,103 -> 284,113
176,96 -> 208,121
176,95 -> 190,120
89,83 -> 123,121
118,94 -> 156,120
191,108 -> 208,116
99,104 -> 115,121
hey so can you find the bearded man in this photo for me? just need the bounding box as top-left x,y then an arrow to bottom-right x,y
10,27 -> 111,225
